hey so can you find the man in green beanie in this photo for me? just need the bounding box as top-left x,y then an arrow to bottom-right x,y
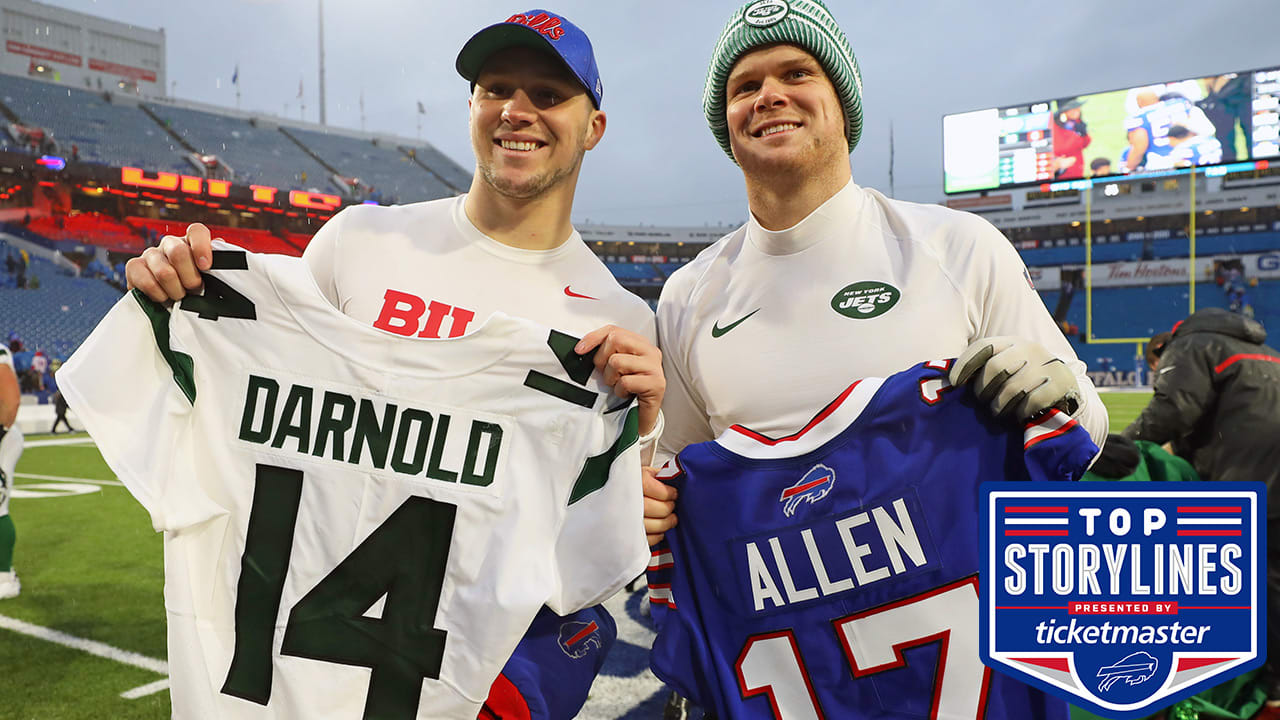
646,0 -> 1109,716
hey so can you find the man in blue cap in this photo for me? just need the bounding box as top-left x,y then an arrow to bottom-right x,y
124,9 -> 665,719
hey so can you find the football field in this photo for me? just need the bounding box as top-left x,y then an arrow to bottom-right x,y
0,394 -> 1149,719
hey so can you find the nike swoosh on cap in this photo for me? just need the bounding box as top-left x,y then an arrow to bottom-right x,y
711,308 -> 760,338
564,285 -> 597,300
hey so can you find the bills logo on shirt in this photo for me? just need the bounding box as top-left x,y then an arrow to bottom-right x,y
558,620 -> 603,659
980,482 -> 1266,719
779,464 -> 834,517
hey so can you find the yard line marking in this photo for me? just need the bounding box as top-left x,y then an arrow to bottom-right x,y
0,613 -> 168,677
120,678 -> 170,699
15,472 -> 124,487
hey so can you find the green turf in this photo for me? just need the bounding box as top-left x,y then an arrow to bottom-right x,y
3,436 -> 170,718
1098,390 -> 1152,431
0,399 -> 1160,717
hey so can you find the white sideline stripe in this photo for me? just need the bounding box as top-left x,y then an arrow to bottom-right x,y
25,436 -> 94,448
0,613 -> 168,676
16,472 -> 125,487
120,678 -> 170,699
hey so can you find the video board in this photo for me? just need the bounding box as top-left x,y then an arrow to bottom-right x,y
944,66 -> 1280,194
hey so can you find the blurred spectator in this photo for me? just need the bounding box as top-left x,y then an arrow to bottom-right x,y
0,339 -> 21,599
1051,98 -> 1091,180
1198,74 -> 1251,163
6,333 -> 21,354
1089,157 -> 1112,178
1123,308 -> 1280,706
50,387 -> 71,434
30,350 -> 46,378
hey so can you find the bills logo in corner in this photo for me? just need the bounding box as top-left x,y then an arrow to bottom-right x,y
980,482 -> 1266,719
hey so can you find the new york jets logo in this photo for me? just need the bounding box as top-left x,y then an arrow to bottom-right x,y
831,281 -> 900,319
743,0 -> 788,27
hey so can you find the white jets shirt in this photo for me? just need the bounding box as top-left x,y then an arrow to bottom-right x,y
59,243 -> 648,720
656,180 -> 1106,465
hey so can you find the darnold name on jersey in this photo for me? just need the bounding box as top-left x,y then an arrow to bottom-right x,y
237,374 -> 506,487
743,495 -> 935,613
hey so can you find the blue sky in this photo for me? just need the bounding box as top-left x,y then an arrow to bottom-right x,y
41,0 -> 1280,226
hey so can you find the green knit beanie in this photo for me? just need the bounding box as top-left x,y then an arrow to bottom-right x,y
703,0 -> 864,162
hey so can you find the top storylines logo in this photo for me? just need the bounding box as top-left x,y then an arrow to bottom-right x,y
980,482 -> 1266,719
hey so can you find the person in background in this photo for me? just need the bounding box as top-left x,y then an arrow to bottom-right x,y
0,339 -> 22,599
1051,97 -> 1091,180
1123,308 -> 1280,709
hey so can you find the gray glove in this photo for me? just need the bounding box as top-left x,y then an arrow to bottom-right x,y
950,337 -> 1080,420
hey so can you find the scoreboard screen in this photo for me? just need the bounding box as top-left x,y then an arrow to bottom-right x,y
943,65 -> 1280,194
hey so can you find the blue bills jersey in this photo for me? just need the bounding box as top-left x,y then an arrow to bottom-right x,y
481,604 -> 617,720
647,360 -> 1099,720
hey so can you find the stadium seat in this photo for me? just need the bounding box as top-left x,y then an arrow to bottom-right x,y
125,217 -> 303,256
283,127 -> 460,203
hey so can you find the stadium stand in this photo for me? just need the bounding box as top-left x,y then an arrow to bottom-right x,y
283,126 -> 455,203
408,144 -> 472,192
27,212 -> 143,253
1042,279 -> 1280,375
124,217 -> 303,256
604,262 -> 664,285
0,74 -> 187,172
143,103 -> 333,192
1019,230 -> 1280,266
0,248 -> 122,361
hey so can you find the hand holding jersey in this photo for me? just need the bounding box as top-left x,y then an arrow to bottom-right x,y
127,221 -> 215,302
642,466 -> 678,545
950,336 -> 1082,420
576,324 -> 666,451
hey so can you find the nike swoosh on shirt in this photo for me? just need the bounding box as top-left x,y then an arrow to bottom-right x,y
711,308 -> 761,338
564,285 -> 597,300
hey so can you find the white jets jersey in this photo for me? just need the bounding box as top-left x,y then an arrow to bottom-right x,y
58,242 -> 648,720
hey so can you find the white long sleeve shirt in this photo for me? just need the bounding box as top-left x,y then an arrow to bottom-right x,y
656,180 -> 1106,464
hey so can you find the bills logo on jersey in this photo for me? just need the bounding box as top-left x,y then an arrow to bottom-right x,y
558,620 -> 603,659
779,464 -> 834,517
981,482 -> 1267,719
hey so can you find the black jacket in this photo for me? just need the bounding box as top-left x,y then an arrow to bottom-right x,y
1123,308 -> 1280,516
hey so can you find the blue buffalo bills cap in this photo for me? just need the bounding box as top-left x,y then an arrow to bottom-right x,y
455,9 -> 604,108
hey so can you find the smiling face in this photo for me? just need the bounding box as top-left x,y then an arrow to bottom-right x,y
724,44 -> 848,179
469,46 -> 605,200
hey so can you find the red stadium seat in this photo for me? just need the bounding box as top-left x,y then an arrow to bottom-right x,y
125,217 -> 305,257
